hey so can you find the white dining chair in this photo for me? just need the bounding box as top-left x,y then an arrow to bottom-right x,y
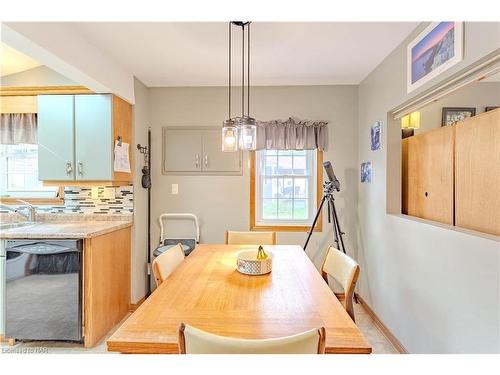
321,246 -> 360,322
178,323 -> 326,354
224,230 -> 276,245
152,243 -> 185,286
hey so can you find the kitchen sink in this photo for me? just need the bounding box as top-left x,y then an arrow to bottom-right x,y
0,222 -> 41,230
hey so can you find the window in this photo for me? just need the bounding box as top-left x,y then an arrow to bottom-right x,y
0,144 -> 59,199
251,149 -> 322,231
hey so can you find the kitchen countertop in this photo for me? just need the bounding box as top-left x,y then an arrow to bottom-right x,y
0,220 -> 133,239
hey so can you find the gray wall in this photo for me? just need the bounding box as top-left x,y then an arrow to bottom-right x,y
0,66 -> 76,86
131,77 -> 149,302
416,81 -> 500,134
357,22 -> 500,353
148,85 -> 359,270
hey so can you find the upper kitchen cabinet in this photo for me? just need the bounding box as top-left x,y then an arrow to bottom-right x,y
162,127 -> 242,175
37,94 -> 133,184
38,95 -> 76,181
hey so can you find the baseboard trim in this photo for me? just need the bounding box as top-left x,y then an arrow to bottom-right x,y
129,295 -> 147,312
355,293 -> 409,354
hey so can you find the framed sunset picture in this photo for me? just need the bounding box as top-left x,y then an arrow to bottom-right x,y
407,22 -> 463,92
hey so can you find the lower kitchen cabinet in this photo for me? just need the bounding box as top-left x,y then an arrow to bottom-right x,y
83,227 -> 131,348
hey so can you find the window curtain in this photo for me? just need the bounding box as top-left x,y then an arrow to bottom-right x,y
256,117 -> 328,151
0,113 -> 38,145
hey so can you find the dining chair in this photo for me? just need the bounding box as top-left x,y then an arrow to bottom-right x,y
321,246 -> 360,322
224,230 -> 276,245
152,243 -> 185,287
178,323 -> 326,354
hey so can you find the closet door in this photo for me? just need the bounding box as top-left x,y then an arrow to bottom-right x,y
405,125 -> 454,225
37,95 -> 75,180
201,129 -> 242,174
455,109 -> 500,236
74,94 -> 113,180
163,129 -> 202,173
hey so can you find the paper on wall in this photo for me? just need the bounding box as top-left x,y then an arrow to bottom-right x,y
114,140 -> 131,173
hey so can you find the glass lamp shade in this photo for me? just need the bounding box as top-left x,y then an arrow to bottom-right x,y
222,120 -> 239,152
237,117 -> 257,151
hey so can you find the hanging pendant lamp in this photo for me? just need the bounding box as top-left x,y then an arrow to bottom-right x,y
222,21 -> 257,152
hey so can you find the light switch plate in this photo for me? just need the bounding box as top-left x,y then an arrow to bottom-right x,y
171,184 -> 179,195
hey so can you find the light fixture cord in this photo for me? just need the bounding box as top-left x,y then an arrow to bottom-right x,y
228,22 -> 231,120
247,22 -> 250,118
241,23 -> 245,118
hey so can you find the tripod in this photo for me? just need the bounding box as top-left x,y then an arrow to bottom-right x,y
303,181 -> 346,255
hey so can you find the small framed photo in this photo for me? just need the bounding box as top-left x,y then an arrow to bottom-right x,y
441,107 -> 476,126
485,106 -> 499,112
407,22 -> 463,93
361,162 -> 372,183
370,121 -> 382,151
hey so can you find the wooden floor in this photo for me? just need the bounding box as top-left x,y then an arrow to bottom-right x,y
0,303 -> 399,354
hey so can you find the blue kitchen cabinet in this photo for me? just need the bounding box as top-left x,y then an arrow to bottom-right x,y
74,95 -> 113,180
37,94 -> 131,183
37,95 -> 75,180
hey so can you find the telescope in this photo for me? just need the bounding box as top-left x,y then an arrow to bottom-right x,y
304,160 -> 346,255
323,161 -> 340,192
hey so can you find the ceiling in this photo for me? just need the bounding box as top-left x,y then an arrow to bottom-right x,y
72,22 -> 419,87
0,42 -> 41,77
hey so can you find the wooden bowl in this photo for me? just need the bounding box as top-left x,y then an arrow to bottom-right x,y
236,249 -> 273,275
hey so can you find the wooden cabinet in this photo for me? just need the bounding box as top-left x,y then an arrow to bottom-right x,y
83,227 -> 131,348
402,125 -> 454,225
162,127 -> 242,175
402,109 -> 500,236
455,109 -> 500,236
37,94 -> 132,184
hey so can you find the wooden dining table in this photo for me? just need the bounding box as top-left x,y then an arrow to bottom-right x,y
107,244 -> 372,354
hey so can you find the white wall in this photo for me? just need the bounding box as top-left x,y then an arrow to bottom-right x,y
1,23 -> 135,103
147,85 -> 359,270
0,66 -> 76,86
357,22 -> 500,353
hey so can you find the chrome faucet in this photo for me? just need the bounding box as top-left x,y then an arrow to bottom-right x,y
0,199 -> 37,222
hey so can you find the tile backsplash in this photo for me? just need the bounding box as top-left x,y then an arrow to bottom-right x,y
0,185 -> 133,215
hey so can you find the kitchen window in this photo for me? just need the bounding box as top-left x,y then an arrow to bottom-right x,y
250,149 -> 322,231
0,144 -> 59,201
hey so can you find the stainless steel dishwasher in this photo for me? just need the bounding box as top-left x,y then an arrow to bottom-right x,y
5,239 -> 82,342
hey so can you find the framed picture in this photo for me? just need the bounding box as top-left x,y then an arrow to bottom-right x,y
485,106 -> 499,112
370,121 -> 382,151
407,22 -> 463,93
441,107 -> 476,126
360,162 -> 372,183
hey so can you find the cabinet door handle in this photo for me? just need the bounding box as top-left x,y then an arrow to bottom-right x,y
195,154 -> 200,168
204,155 -> 209,167
77,161 -> 84,176
66,162 -> 73,176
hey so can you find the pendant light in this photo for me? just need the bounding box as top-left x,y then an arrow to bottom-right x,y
222,22 -> 239,152
222,21 -> 257,152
